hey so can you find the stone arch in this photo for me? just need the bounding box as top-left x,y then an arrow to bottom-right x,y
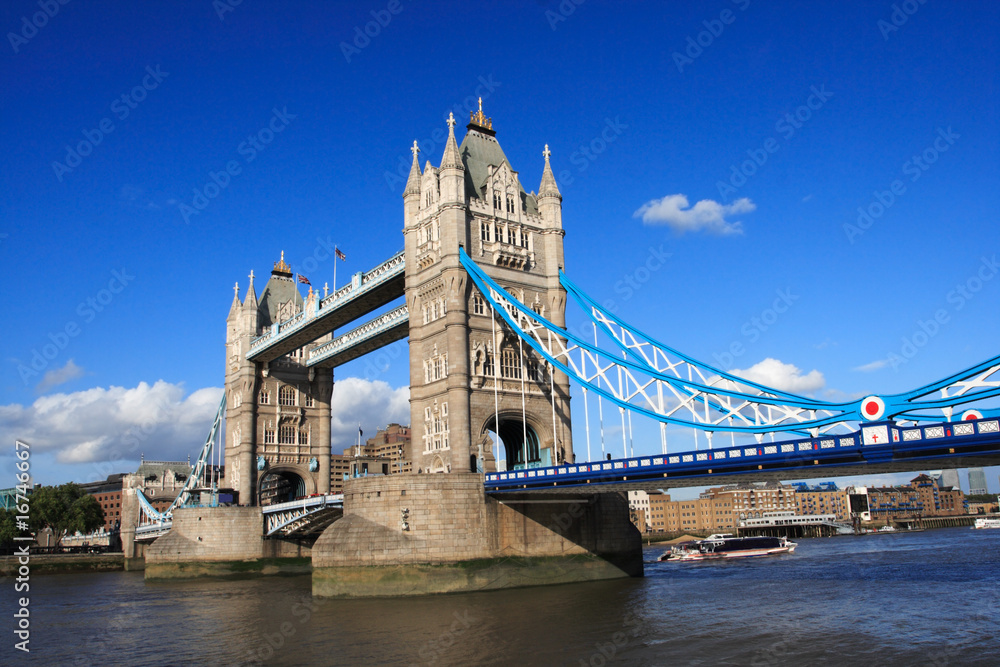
428,455 -> 448,474
257,466 -> 313,506
481,411 -> 546,470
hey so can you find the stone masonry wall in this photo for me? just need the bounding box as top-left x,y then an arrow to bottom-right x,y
313,473 -> 641,570
145,506 -> 264,563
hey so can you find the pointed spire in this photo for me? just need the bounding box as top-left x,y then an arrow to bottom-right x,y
403,140 -> 421,196
441,112 -> 463,169
228,281 -> 241,318
539,144 -> 561,198
243,269 -> 258,308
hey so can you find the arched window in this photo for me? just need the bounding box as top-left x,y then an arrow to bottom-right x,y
279,385 -> 295,406
279,424 -> 296,444
259,389 -> 270,405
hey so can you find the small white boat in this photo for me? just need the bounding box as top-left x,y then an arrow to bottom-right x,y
973,517 -> 1000,529
658,533 -> 797,562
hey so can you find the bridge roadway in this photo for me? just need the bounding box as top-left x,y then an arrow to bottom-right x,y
262,493 -> 343,537
247,251 -> 405,363
485,417 -> 1000,494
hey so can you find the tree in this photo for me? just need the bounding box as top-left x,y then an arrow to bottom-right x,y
28,483 -> 105,546
0,508 -> 15,547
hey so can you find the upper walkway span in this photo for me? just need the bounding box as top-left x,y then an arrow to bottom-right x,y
246,251 -> 404,363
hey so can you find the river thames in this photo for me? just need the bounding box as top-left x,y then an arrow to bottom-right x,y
5,526 -> 998,666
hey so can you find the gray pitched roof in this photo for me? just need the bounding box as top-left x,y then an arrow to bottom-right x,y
459,127 -> 538,215
258,274 -> 304,327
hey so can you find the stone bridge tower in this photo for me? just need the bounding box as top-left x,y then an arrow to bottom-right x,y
224,254 -> 332,505
403,103 -> 574,474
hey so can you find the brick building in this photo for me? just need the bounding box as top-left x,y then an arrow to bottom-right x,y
78,474 -> 125,531
850,474 -> 966,521
792,482 -> 851,521
330,424 -> 414,494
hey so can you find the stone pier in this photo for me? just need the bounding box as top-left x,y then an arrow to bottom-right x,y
144,506 -> 312,579
312,473 -> 643,597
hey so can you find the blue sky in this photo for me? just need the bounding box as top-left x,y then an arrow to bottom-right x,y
2,0 -> 998,494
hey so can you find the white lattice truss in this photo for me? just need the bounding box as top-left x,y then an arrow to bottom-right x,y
460,250 -> 1000,442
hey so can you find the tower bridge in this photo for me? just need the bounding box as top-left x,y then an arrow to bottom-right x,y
134,102 -> 1000,595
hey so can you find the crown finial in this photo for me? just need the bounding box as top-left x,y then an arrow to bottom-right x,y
469,98 -> 493,130
273,251 -> 292,276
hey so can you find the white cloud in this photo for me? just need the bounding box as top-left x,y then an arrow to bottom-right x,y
854,359 -> 888,373
330,377 -> 410,453
36,359 -> 85,393
633,194 -> 754,235
0,377 -> 412,480
731,358 -> 825,394
0,381 -> 224,472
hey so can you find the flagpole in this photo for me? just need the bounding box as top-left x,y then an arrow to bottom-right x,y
334,246 -> 337,293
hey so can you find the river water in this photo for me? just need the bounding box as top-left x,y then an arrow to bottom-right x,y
5,527 -> 999,666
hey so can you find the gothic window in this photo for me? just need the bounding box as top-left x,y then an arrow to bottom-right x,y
299,428 -> 310,445
423,402 -> 450,452
232,392 -> 242,408
264,428 -> 275,444
481,220 -> 492,243
304,393 -> 314,408
507,195 -> 515,213
432,302 -> 439,320
483,350 -> 495,376
425,349 -> 448,382
259,389 -> 270,405
473,293 -> 485,315
279,424 -> 296,444
279,385 -> 295,406
521,230 -> 530,249
501,349 -> 521,379
493,192 -> 501,209
505,226 -> 513,244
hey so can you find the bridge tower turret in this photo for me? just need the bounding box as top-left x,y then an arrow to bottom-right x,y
224,255 -> 332,505
404,102 -> 574,474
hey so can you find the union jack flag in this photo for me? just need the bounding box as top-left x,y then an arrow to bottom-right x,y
297,274 -> 310,285
335,247 -> 346,261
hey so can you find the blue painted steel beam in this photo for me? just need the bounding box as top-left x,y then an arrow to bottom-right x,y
485,418 -> 1000,493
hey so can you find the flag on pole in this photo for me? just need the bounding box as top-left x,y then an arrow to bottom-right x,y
297,274 -> 310,285
335,247 -> 346,261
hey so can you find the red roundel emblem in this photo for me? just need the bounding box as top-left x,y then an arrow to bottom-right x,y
860,396 -> 885,421
961,410 -> 983,421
